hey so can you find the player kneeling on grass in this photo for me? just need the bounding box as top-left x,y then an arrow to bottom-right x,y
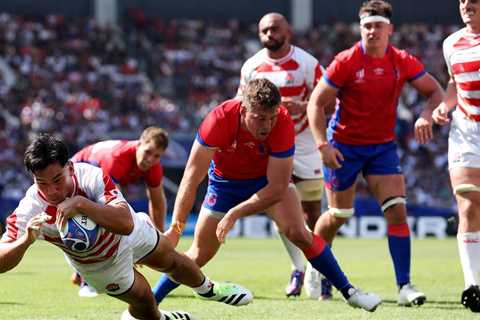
0,134 -> 252,320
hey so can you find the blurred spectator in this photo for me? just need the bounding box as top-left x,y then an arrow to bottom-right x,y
0,12 -> 459,209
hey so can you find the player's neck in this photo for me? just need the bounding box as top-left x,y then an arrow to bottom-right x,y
364,44 -> 388,58
266,44 -> 291,60
467,23 -> 480,35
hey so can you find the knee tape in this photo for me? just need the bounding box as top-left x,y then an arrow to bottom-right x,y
454,184 -> 480,194
381,196 -> 406,213
295,179 -> 324,202
328,207 -> 354,218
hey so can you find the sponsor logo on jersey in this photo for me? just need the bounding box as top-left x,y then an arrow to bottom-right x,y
373,67 -> 384,75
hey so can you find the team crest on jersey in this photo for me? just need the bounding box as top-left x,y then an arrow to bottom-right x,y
257,143 -> 267,155
205,192 -> 217,206
285,72 -> 294,84
354,69 -> 365,83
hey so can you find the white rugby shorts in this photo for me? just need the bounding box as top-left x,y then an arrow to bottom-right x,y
448,109 -> 480,170
69,211 -> 159,295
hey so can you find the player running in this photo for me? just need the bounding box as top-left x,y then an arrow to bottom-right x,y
307,0 -> 444,307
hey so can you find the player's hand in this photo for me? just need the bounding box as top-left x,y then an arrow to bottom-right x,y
164,227 -> 181,247
432,104 -> 451,126
25,212 -> 51,245
56,196 -> 84,229
216,211 -> 238,244
414,110 -> 434,144
282,98 -> 306,116
319,144 -> 344,169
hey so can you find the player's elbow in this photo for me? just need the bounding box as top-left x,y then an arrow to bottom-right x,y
266,182 -> 290,204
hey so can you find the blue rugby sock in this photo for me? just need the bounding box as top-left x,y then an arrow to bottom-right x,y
387,223 -> 411,286
152,275 -> 180,304
302,234 -> 353,298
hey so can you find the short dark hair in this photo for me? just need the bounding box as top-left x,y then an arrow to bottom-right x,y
359,0 -> 393,19
140,126 -> 169,150
24,134 -> 69,173
242,78 -> 281,111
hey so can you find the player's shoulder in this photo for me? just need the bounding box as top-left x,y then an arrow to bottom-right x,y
16,185 -> 45,216
443,27 -> 467,51
291,45 -> 318,62
210,98 -> 242,119
334,42 -> 362,62
389,45 -> 418,61
242,48 -> 268,70
73,162 -> 104,182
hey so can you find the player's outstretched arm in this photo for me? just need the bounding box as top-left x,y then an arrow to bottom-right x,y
165,141 -> 214,246
147,185 -> 167,232
0,213 -> 49,273
410,72 -> 445,144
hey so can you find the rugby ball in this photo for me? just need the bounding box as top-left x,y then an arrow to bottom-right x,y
59,215 -> 99,252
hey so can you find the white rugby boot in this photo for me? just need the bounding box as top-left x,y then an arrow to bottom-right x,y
346,287 -> 381,312
398,283 -> 426,306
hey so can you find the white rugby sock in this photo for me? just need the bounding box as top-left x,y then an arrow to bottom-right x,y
192,276 -> 213,295
458,232 -> 480,288
278,232 -> 305,272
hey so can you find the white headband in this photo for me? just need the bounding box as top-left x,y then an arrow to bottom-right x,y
360,15 -> 391,26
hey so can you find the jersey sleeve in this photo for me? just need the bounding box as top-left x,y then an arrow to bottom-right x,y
144,164 -> 163,188
267,110 -> 295,158
401,51 -> 426,82
324,54 -> 351,89
442,38 -> 453,77
196,107 -> 231,149
82,166 -> 127,206
1,197 -> 37,242
305,57 -> 323,92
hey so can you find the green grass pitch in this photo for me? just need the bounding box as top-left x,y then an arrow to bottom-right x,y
0,237 -> 476,319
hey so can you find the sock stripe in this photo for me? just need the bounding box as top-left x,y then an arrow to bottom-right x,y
301,234 -> 326,259
388,223 -> 410,237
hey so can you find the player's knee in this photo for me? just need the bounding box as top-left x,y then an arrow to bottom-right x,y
328,207 -> 354,218
282,225 -> 310,247
381,196 -> 406,213
454,184 -> 480,195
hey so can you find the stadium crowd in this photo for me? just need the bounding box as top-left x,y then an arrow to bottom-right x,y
0,12 -> 459,208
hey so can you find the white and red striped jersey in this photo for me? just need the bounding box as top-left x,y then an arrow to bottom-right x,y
238,45 -> 323,135
2,162 -> 126,265
444,28 -> 480,121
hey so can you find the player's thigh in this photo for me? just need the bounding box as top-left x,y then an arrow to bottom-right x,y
186,207 -> 223,266
113,269 -> 157,311
137,232 -> 177,272
267,185 -> 309,241
365,174 -> 406,202
325,183 -> 356,208
450,167 -> 480,231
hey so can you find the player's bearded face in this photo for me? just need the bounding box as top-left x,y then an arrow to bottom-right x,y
261,35 -> 286,52
242,106 -> 278,141
136,140 -> 164,171
460,0 -> 480,27
34,162 -> 74,205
